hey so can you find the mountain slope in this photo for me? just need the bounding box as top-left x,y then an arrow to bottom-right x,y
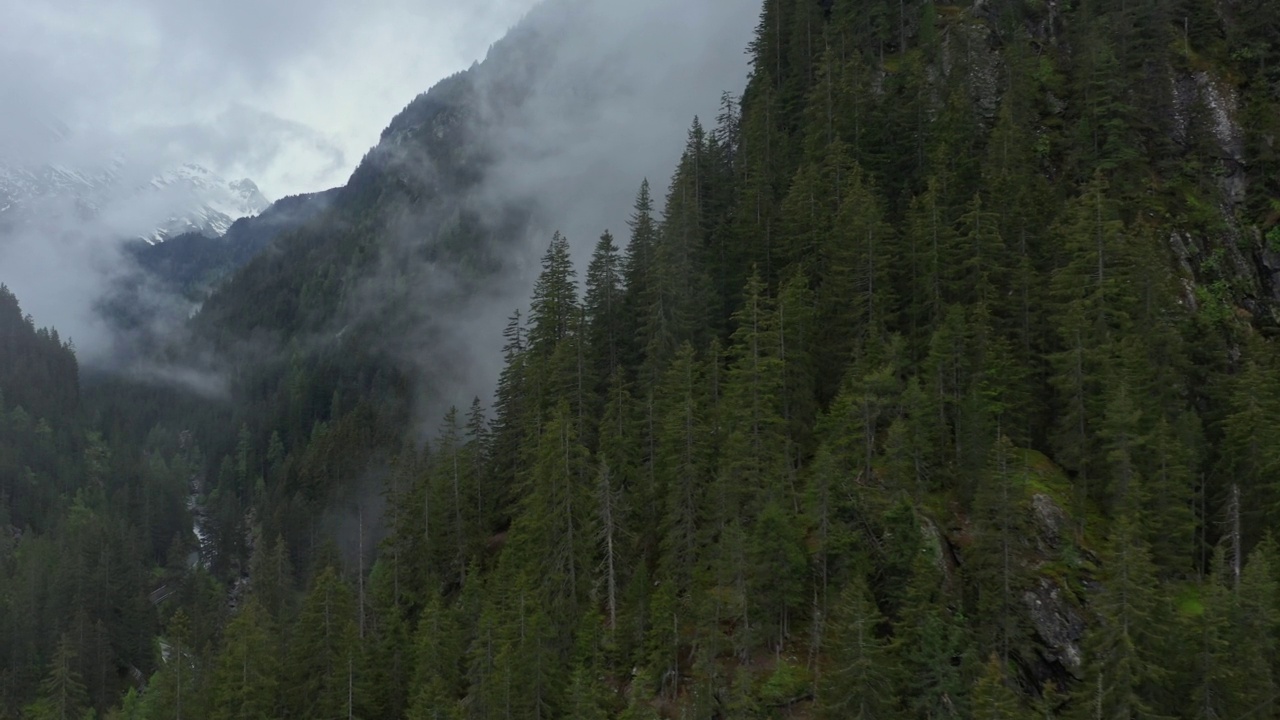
176,0 -> 1280,715
191,0 -> 754,421
13,1 -> 1280,719
129,187 -> 339,297
0,159 -> 269,242
88,187 -> 340,375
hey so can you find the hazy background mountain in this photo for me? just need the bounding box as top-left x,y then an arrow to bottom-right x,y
191,0 -> 757,420
0,159 -> 269,242
0,0 -> 549,367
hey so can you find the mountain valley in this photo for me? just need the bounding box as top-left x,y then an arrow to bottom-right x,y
4,1 -> 1280,718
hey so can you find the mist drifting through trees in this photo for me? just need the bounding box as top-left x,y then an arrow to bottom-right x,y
5,0 -> 1280,718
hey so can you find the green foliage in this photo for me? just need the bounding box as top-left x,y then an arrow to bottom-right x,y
207,600 -> 279,720
285,567 -> 359,719
758,658 -> 811,707
817,576 -> 892,719
11,0 -> 1280,717
26,636 -> 89,720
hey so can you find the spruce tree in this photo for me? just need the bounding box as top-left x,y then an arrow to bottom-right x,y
584,231 -> 626,397
970,435 -> 1033,665
207,600 -> 279,720
286,567 -> 360,720
1072,515 -> 1169,720
622,181 -> 659,376
405,591 -> 463,720
27,636 -> 89,720
972,655 -> 1027,720
817,576 -> 892,719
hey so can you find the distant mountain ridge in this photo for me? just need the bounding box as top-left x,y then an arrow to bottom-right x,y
0,159 -> 269,243
129,187 -> 339,297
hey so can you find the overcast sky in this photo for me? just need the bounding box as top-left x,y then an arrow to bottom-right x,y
0,0 -> 757,390
1,0 -> 542,199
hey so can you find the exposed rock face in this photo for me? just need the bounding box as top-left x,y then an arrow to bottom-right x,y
941,469 -> 1088,695
1168,67 -> 1280,319
1031,493 -> 1068,553
1020,491 -> 1087,687
1023,578 -> 1086,679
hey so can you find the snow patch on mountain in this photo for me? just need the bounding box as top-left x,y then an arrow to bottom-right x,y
0,159 -> 269,244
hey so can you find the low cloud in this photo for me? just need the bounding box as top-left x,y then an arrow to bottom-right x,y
327,0 -> 757,426
0,0 -> 757,414
0,0 -> 543,198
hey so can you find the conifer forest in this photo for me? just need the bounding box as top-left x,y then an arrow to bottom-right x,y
5,0 -> 1280,718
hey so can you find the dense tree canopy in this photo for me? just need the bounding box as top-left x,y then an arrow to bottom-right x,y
6,0 -> 1280,717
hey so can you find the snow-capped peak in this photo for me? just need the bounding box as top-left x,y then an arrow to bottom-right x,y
140,164 -> 270,243
0,158 -> 271,244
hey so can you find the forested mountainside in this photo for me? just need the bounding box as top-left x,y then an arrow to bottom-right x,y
128,187 -> 340,300
6,0 -> 1280,718
91,188 -> 342,370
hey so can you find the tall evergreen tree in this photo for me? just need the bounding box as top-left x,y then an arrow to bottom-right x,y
286,567 -> 360,720
26,636 -> 89,720
207,600 -> 279,720
817,576 -> 892,719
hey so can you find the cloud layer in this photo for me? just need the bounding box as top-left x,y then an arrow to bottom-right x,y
0,0 -> 543,197
0,0 -> 758,401
328,0 -> 758,420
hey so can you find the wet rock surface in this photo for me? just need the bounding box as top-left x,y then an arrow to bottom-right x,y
1022,578 -> 1085,679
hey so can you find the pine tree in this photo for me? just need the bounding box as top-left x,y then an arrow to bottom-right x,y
405,591 -> 463,720
972,655 -> 1027,720
882,376 -> 942,502
1141,413 -> 1198,576
564,609 -> 613,720
144,610 -> 197,720
815,158 -> 895,394
971,435 -> 1032,665
718,270 -> 791,513
286,567 -> 360,720
1072,515 -> 1169,720
1048,174 -> 1134,520
1099,382 -> 1143,516
817,576 -> 892,719
713,271 -> 797,652
594,373 -> 635,634
486,571 -> 565,719
622,181 -> 659,376
26,636 -> 89,720
454,397 -> 493,565
1218,350 -> 1280,548
490,309 -> 531,513
951,194 -> 1009,312
779,160 -> 830,274
776,269 -> 818,466
892,547 -> 972,720
748,501 -> 808,649
1212,541 -> 1279,717
807,346 -> 901,613
360,560 -> 413,720
903,176 -> 958,357
207,600 -> 279,720
433,407 -> 469,583
639,122 -> 715,381
511,401 -> 594,624
618,668 -> 661,720
530,232 -> 580,356
653,345 -> 710,597
584,231 -> 626,396
1189,561 -> 1235,720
